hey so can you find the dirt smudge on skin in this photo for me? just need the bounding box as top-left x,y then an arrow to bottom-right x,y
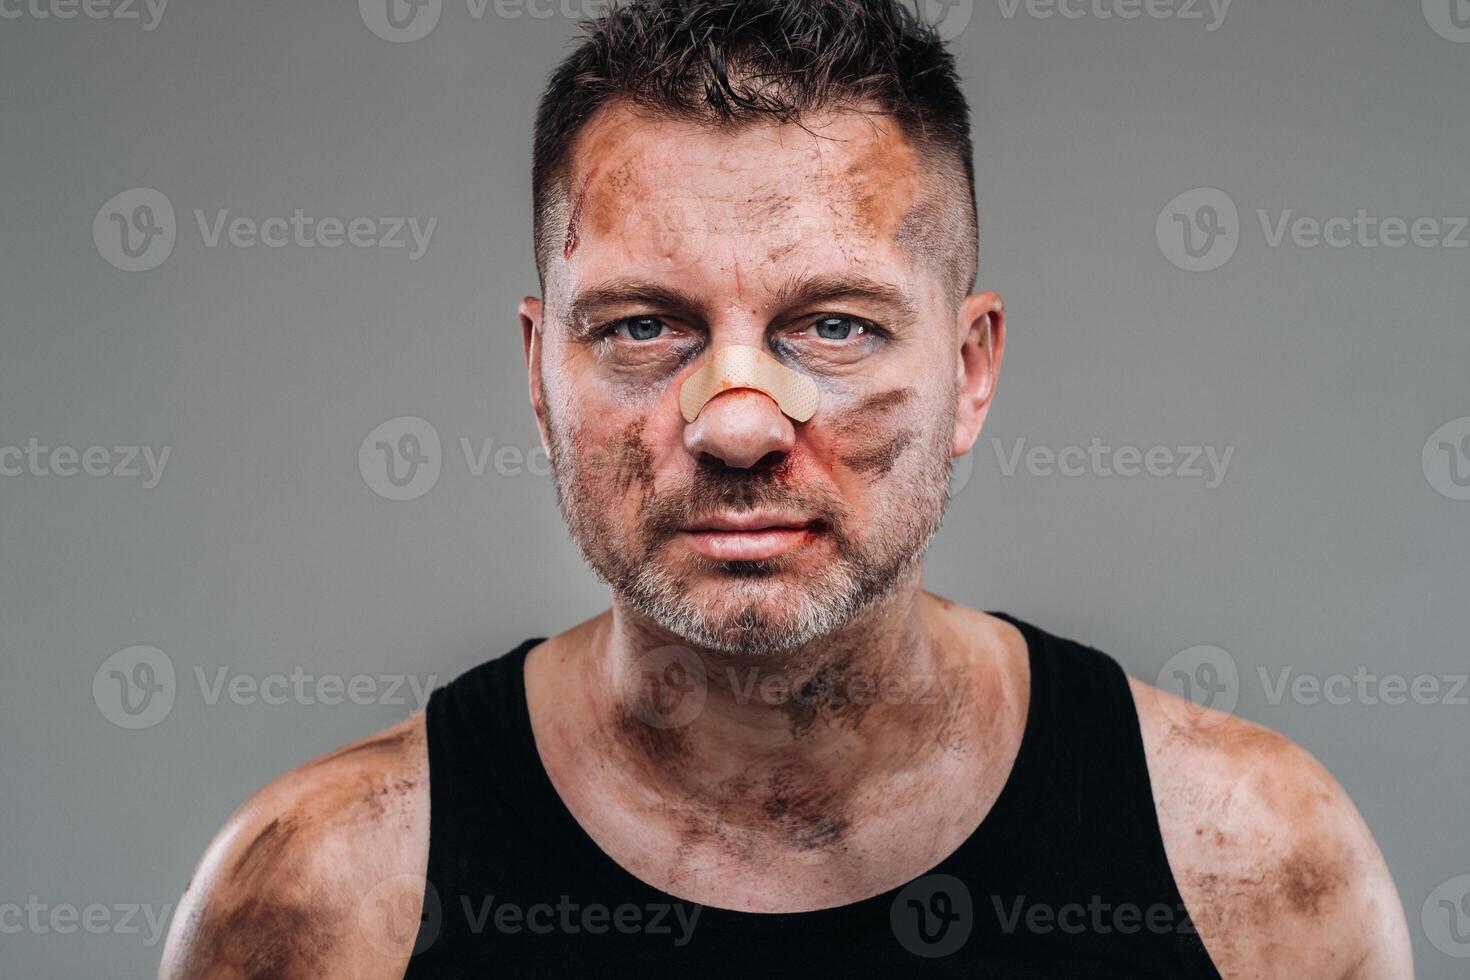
828,386 -> 919,477
779,664 -> 873,737
180,894 -> 339,980
611,703 -> 692,774
834,387 -> 911,429
839,430 -> 916,477
760,764 -> 852,851
606,419 -> 656,505
1278,848 -> 1347,916
765,240 -> 799,265
230,817 -> 300,888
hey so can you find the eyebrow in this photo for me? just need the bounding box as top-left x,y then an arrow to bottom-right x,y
767,271 -> 921,325
563,272 -> 920,336
564,279 -> 700,336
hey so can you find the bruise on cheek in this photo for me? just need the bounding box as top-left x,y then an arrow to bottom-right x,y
831,387 -> 920,478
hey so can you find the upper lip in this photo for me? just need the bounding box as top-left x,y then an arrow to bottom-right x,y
682,511 -> 814,532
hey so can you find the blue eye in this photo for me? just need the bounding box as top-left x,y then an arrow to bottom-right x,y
614,316 -> 665,341
813,316 -> 863,340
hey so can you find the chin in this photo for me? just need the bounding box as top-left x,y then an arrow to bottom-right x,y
625,565 -> 865,657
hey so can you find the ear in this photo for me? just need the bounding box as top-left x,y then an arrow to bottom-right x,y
519,296 -> 551,457
951,291 -> 1005,457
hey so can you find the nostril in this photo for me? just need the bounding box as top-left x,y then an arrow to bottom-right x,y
751,450 -> 787,470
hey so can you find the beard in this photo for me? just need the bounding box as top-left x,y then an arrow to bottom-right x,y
541,388 -> 956,657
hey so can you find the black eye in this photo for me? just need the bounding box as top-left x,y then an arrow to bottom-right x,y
813,316 -> 863,340
614,316 -> 666,341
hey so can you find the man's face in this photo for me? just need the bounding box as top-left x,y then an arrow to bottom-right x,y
524,103 -> 995,656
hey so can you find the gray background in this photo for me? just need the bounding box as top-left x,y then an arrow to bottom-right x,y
2,0 -> 1467,975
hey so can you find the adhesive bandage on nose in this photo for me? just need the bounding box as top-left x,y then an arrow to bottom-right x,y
677,345 -> 821,423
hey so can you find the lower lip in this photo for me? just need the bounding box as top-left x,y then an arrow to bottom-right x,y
678,527 -> 816,561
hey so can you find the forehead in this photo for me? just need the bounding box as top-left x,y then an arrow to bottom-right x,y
553,101 -> 930,302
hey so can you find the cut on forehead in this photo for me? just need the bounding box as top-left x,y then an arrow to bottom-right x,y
540,100 -> 978,306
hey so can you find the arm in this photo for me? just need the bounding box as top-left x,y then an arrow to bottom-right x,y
158,717 -> 431,980
1133,678 -> 1413,980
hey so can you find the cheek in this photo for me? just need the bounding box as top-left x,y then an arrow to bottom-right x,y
565,408 -> 686,512
813,385 -> 928,482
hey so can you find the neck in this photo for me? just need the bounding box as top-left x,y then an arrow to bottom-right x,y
588,568 -> 987,853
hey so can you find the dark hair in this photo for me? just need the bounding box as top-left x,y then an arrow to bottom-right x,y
531,0 -> 979,301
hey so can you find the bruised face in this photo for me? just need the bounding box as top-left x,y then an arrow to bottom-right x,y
523,102 -> 998,655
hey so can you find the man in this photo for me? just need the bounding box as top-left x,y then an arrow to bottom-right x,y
160,1 -> 1413,976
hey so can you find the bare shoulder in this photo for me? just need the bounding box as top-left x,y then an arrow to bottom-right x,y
1129,677 -> 1413,980
159,715 -> 431,980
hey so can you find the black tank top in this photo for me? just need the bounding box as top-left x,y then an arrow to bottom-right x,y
404,613 -> 1222,978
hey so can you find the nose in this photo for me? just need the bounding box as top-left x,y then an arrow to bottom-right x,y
682,389 -> 797,469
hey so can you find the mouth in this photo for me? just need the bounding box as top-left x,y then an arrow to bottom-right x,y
677,511 -> 823,562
